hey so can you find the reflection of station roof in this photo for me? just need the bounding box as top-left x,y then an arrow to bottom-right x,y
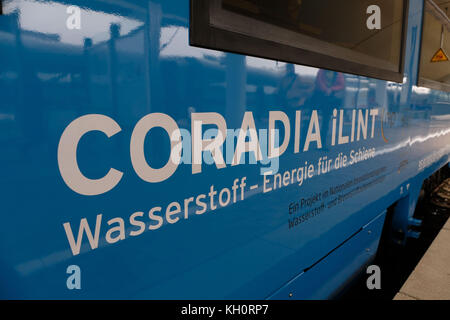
56,0 -> 187,25
0,0 -> 283,80
0,10 -> 82,55
2,0 -> 186,49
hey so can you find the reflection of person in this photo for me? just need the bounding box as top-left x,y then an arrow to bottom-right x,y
311,70 -> 345,147
277,64 -> 314,109
368,88 -> 377,108
313,69 -> 345,106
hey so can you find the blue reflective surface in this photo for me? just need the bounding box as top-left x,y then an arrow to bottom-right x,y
0,0 -> 449,299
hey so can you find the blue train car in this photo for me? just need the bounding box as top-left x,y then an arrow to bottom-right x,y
0,0 -> 449,299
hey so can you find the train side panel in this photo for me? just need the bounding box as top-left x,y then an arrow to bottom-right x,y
0,0 -> 448,299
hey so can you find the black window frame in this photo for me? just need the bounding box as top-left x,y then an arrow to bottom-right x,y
190,0 -> 409,83
417,0 -> 450,92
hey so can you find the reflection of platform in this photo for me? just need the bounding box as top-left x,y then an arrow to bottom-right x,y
431,114 -> 450,121
394,217 -> 450,300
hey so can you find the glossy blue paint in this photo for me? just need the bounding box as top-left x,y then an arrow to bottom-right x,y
0,0 -> 448,299
268,211 -> 386,300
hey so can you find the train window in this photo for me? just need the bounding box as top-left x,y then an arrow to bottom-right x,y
418,0 -> 450,92
190,0 -> 407,82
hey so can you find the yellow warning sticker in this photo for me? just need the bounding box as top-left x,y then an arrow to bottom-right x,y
431,48 -> 449,62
